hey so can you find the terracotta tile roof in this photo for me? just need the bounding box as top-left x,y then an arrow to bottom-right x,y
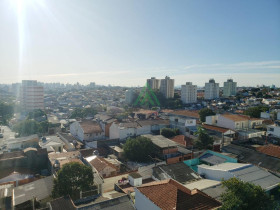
89,157 -> 118,173
221,114 -> 263,122
80,120 -> 103,134
170,135 -> 193,147
137,179 -> 221,210
170,110 -> 200,119
202,124 -> 232,133
256,144 -> 280,159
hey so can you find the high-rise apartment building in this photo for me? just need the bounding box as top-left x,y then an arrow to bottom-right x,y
147,77 -> 160,90
125,89 -> 135,104
160,76 -> 174,99
181,82 -> 197,104
204,79 -> 219,100
223,79 -> 237,97
21,80 -> 44,111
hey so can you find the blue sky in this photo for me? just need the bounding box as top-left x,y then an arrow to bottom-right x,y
0,0 -> 279,86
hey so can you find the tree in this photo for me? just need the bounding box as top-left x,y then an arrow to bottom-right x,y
194,127 -> 213,149
160,128 -> 179,138
52,162 -> 93,200
244,106 -> 269,118
27,109 -> 46,120
198,108 -> 215,122
13,119 -> 40,136
0,101 -> 14,125
123,136 -> 155,162
70,107 -> 97,119
220,178 -> 278,210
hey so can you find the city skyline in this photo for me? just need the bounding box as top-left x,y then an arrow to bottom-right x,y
0,0 -> 279,86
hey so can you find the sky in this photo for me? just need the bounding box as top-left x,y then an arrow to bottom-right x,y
0,0 -> 279,87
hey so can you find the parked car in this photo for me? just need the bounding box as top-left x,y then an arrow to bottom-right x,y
0,133 -> 3,138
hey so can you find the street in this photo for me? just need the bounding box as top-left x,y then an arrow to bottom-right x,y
0,126 -> 15,147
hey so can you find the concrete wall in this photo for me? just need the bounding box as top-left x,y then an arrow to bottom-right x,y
267,126 -> 280,138
135,188 -> 161,210
197,165 -> 233,181
217,116 -> 236,130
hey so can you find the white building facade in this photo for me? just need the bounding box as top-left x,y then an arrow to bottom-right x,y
160,76 -> 174,99
223,79 -> 237,97
147,77 -> 161,90
20,80 -> 44,111
125,89 -> 135,104
204,79 -> 219,100
181,82 -> 197,104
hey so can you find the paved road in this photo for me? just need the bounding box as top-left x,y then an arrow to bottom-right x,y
0,126 -> 15,147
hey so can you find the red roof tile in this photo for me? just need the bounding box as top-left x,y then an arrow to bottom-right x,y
137,179 -> 221,210
89,157 -> 118,173
80,120 -> 103,134
256,144 -> 280,159
202,124 -> 233,133
170,110 -> 200,119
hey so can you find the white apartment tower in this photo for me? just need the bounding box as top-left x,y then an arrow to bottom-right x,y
21,80 -> 44,111
204,79 -> 219,100
147,77 -> 160,90
160,76 -> 174,99
181,82 -> 197,104
125,89 -> 135,104
223,79 -> 237,97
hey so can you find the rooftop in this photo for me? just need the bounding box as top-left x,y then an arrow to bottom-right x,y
222,144 -> 280,173
142,134 -> 179,148
136,179 -> 221,210
79,120 -> 103,134
256,144 -> 280,159
153,162 -> 200,184
169,110 -> 200,119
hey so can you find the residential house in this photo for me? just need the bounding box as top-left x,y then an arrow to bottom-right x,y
205,114 -> 265,139
86,156 -> 119,178
4,135 -> 39,151
70,120 -> 104,147
152,162 -> 200,184
109,119 -> 169,140
256,144 -> 280,159
223,144 -> 280,175
134,179 -> 221,210
94,114 -> 117,137
267,125 -> 280,138
169,111 -> 198,136
184,150 -> 237,172
170,135 -> 193,149
197,162 -> 280,192
39,136 -> 65,153
142,134 -> 192,164
48,151 -> 83,174
206,114 -> 263,130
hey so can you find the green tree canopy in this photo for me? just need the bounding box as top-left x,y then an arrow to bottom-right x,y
0,101 -> 14,125
160,128 -> 179,138
244,106 -> 269,118
27,109 -> 47,120
198,108 -> 215,122
220,178 -> 278,210
123,136 -> 155,162
194,126 -> 213,149
13,119 -> 49,136
70,107 -> 97,119
52,162 -> 93,200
